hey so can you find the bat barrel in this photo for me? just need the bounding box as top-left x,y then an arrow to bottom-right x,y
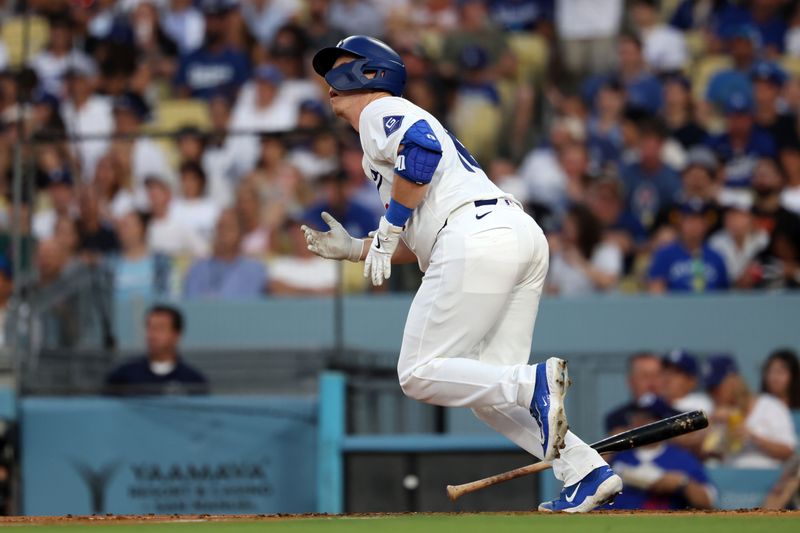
593,410 -> 708,454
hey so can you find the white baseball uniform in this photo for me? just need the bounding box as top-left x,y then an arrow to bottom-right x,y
359,96 -> 605,485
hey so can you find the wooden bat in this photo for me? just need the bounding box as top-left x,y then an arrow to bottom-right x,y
446,410 -> 708,502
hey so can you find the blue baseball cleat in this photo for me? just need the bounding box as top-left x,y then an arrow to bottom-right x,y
529,357 -> 569,461
538,466 -> 623,513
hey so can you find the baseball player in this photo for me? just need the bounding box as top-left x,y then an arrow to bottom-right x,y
302,36 -> 622,512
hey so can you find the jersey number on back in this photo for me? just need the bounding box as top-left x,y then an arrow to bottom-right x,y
446,130 -> 481,173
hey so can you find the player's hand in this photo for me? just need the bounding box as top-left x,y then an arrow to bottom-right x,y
364,216 -> 403,286
301,212 -> 364,262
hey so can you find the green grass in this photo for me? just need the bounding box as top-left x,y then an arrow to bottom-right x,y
3,514 -> 799,533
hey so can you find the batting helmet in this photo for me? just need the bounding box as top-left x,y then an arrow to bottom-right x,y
312,35 -> 406,96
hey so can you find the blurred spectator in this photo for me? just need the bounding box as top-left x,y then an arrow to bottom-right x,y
328,0 -> 385,39
77,186 -> 120,259
440,0 -> 511,81
242,0 -> 300,46
661,349 -> 713,414
611,398 -> 715,510
304,172 -> 377,239
175,0 -> 250,99
677,147 -> 719,206
546,204 -> 622,296
709,190 -> 769,287
661,74 -> 707,151
36,239 -> 70,288
304,0 -> 348,51
109,92 -> 174,201
750,61 -> 799,165
203,94 -> 241,183
111,211 -> 170,301
0,255 -> 11,347
717,0 -> 787,57
706,25 -> 758,110
706,91 -> 777,188
161,0 -> 206,55
761,349 -> 800,410
631,0 -> 688,73
183,208 -> 267,299
556,0 -> 622,81
171,161 -> 221,242
32,167 -> 76,240
29,16 -> 93,96
703,354 -> 797,468
620,118 -> 681,235
131,1 -> 179,81
145,174 -> 208,258
604,352 -> 663,435
92,154 -> 135,221
269,219 -> 336,295
105,305 -> 208,395
60,57 -> 115,182
586,177 -> 645,253
236,180 -> 271,257
648,199 -> 729,293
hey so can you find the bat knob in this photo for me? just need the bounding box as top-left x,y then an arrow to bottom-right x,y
446,485 -> 459,502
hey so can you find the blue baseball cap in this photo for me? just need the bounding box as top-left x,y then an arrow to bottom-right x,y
702,354 -> 739,390
662,349 -> 699,377
254,64 -> 283,85
724,91 -> 754,114
112,92 -> 151,122
750,60 -> 787,86
721,23 -> 761,45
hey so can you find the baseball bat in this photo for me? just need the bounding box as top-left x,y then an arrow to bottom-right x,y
446,410 -> 708,502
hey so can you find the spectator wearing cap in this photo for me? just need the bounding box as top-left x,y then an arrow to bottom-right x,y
709,190 -> 769,286
161,0 -> 206,55
586,79 -> 625,170
172,161 -> 221,243
703,354 -> 797,468
610,396 -> 715,510
661,74 -> 707,151
32,168 -> 77,241
648,199 -> 729,293
174,0 -> 250,99
28,16 -> 94,96
109,92 -> 174,204
242,0 -> 301,46
661,349 -> 713,414
112,211 -> 171,301
631,0 -> 688,73
546,204 -> 623,296
705,25 -> 759,111
60,56 -> 114,181
620,117 -> 681,236
604,352 -> 663,435
705,91 -> 777,188
0,255 -> 12,347
715,0 -> 787,57
145,174 -> 209,258
184,208 -> 267,299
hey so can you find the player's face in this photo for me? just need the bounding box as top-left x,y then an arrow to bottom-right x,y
327,55 -> 374,119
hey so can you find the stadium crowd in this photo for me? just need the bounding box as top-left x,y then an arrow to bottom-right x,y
0,0 -> 799,301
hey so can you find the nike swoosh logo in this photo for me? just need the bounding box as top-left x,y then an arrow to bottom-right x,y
376,239 -> 381,249
475,212 -> 491,220
565,483 -> 581,503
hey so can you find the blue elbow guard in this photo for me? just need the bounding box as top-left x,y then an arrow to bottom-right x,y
394,119 -> 442,185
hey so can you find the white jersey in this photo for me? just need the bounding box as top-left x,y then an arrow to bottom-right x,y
358,96 -> 505,271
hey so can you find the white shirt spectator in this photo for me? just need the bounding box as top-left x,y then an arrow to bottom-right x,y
161,3 -> 205,55
548,241 -> 623,296
673,392 -> 714,415
29,49 -> 94,96
642,25 -> 688,72
131,138 -> 176,203
147,208 -> 209,258
728,394 -> 798,468
203,145 -> 238,204
61,95 -> 114,180
709,229 -> 769,282
556,0 -> 622,40
171,197 -> 221,243
269,256 -> 337,292
518,147 -> 566,210
242,0 -> 300,45
328,0 -> 385,38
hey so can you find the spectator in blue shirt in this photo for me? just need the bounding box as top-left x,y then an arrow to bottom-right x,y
611,397 -> 715,510
304,172 -> 378,239
715,1 -> 787,56
105,305 -> 208,395
706,91 -> 777,188
620,117 -> 681,236
184,209 -> 267,299
648,199 -> 730,293
175,0 -> 250,99
705,25 -> 759,110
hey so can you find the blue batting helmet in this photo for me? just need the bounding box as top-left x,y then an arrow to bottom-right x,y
312,35 -> 406,96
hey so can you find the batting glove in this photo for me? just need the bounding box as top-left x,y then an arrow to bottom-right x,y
301,211 -> 364,262
364,216 -> 403,286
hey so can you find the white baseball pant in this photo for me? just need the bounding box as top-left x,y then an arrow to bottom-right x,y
397,200 -> 606,485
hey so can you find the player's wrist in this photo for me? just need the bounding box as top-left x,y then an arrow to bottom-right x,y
347,236 -> 365,262
385,199 -> 412,228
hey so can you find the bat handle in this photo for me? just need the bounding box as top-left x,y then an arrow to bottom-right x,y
446,461 -> 554,502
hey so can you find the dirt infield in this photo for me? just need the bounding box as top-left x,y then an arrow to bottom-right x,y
0,510 -> 796,525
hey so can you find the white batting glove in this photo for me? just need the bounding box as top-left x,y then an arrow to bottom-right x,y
364,216 -> 403,286
301,211 -> 364,262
